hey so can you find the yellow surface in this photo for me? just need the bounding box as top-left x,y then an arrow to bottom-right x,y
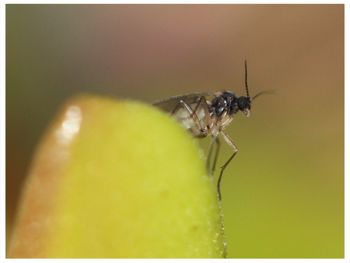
12,96 -> 225,258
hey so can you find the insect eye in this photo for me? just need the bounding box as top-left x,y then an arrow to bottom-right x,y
238,97 -> 250,110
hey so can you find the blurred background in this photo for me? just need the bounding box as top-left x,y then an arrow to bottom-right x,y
6,5 -> 343,258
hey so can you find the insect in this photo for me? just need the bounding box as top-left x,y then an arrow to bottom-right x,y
153,61 -> 269,200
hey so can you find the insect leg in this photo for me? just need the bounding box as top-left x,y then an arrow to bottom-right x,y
211,136 -> 221,174
191,97 -> 220,174
171,100 -> 206,136
172,96 -> 212,135
206,137 -> 215,174
206,136 -> 221,175
192,96 -> 212,131
217,131 -> 239,200
206,136 -> 215,173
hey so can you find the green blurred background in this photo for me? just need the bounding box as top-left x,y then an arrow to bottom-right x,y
6,4 -> 344,258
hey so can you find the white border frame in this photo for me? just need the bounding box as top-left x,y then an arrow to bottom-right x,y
1,1 -> 347,263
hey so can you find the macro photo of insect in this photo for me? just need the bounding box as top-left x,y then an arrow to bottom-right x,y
154,60 -> 273,201
5,4 -> 344,259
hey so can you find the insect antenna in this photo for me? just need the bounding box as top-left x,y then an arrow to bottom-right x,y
245,60 -> 250,98
252,90 -> 275,100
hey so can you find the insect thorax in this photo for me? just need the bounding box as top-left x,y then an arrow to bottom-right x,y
209,91 -> 239,117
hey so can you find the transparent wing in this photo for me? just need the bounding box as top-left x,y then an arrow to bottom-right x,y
153,92 -> 212,112
153,92 -> 213,137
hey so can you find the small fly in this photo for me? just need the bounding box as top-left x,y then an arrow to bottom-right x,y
153,61 -> 270,200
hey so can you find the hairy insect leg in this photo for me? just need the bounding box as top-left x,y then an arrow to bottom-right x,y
206,136 -> 221,176
217,131 -> 239,201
